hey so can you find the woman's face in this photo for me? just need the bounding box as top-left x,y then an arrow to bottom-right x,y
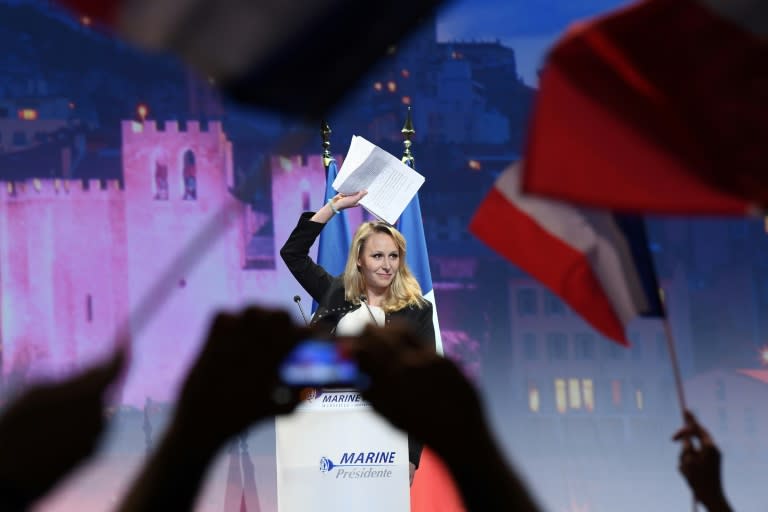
358,232 -> 400,294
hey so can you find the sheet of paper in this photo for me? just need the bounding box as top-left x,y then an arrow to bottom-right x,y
358,148 -> 425,224
333,135 -> 375,191
332,135 -> 425,224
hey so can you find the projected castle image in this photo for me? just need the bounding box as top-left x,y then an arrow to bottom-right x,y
2,1 -> 768,510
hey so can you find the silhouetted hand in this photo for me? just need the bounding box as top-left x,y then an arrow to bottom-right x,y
174,307 -> 308,445
0,352 -> 124,509
348,324 -> 543,511
348,323 -> 485,460
116,307 -> 310,512
672,410 -> 733,512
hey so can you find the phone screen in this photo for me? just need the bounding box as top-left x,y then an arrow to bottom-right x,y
279,339 -> 359,387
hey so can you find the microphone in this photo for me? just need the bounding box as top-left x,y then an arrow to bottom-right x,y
359,294 -> 379,326
293,295 -> 310,326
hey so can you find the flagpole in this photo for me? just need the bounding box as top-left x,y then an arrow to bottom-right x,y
401,106 -> 415,168
321,119 -> 332,175
659,288 -> 687,415
658,287 -> 698,512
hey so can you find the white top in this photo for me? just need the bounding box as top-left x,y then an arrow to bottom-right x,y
335,304 -> 385,336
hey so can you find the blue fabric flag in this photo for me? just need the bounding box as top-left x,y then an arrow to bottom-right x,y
396,161 -> 443,353
314,159 -> 351,313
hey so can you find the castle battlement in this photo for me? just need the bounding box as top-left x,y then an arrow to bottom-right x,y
0,178 -> 124,200
121,120 -> 225,141
270,154 -> 328,175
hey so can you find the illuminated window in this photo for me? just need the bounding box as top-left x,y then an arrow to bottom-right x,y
635,389 -> 644,410
279,156 -> 293,172
401,96 -> 411,105
611,380 -> 623,407
18,109 -> 38,120
81,15 -> 91,26
468,159 -> 481,171
401,69 -> 410,78
137,103 -> 149,121
555,379 -> 567,413
373,82 -> 383,91
582,379 -> 594,411
568,379 -> 581,409
528,384 -> 540,413
386,81 -> 397,93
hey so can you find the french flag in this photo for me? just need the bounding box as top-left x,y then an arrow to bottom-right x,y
522,0 -> 766,214
470,162 -> 664,346
396,164 -> 464,512
396,189 -> 443,354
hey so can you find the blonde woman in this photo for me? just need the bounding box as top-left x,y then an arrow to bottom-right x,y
280,190 -> 435,483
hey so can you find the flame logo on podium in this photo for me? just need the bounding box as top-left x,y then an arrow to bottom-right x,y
319,456 -> 335,473
300,387 -> 318,402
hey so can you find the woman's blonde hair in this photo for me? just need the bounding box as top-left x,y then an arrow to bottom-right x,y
343,221 -> 427,312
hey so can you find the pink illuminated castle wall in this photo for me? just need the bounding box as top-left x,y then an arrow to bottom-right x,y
0,120 -> 328,406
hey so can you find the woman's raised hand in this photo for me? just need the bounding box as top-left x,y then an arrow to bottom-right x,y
333,190 -> 367,210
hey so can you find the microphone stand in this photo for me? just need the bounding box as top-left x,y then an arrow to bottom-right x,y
293,295 -> 310,326
359,294 -> 379,326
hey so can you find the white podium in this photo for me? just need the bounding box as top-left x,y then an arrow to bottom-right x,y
275,388 -> 410,512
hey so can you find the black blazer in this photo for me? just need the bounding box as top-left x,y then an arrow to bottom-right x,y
280,212 -> 436,467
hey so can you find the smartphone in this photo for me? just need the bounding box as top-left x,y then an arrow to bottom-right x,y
279,338 -> 359,387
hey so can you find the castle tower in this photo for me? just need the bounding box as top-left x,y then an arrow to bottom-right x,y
120,119 -> 245,404
269,153 -> 330,310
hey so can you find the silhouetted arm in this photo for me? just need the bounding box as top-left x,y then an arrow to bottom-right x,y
117,308 -> 305,512
350,325 -> 542,511
673,410 -> 734,512
0,353 -> 123,511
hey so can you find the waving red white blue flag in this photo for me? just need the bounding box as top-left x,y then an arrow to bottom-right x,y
471,162 -> 664,346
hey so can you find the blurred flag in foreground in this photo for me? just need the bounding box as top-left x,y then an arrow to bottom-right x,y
523,0 -> 766,214
470,162 -> 664,346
